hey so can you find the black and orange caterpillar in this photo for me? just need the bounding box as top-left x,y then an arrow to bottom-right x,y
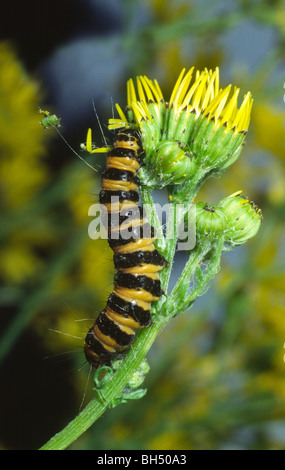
84,129 -> 168,368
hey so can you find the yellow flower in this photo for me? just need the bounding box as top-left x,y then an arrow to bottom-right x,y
0,42 -> 51,283
110,67 -> 252,135
252,103 -> 285,159
0,42 -> 49,209
87,67 -> 253,187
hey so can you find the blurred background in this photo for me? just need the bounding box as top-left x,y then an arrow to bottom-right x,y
0,0 -> 285,450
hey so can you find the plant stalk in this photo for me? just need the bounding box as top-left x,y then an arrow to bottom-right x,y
40,314 -> 168,450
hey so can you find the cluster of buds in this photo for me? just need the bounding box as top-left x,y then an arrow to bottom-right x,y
195,191 -> 262,248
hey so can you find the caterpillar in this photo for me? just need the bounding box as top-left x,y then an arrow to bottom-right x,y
84,129 -> 168,368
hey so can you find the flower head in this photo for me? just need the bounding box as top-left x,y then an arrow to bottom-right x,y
107,67 -> 252,186
219,190 -> 262,247
85,68 -> 252,188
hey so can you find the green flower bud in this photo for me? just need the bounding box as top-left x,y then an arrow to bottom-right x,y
192,115 -> 247,173
195,202 -> 227,239
148,140 -> 196,185
219,191 -> 262,246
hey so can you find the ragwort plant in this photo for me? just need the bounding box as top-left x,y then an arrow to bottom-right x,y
40,67 -> 262,450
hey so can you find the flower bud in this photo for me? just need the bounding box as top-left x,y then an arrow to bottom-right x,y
219,191 -> 262,246
149,140 -> 196,185
195,202 -> 227,240
192,115 -> 247,173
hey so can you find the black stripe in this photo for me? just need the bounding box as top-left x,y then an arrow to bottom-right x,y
102,167 -> 138,183
107,292 -> 151,327
96,311 -> 134,347
117,129 -> 139,137
85,327 -> 114,361
99,189 -> 139,204
115,131 -> 138,142
108,147 -> 137,159
108,223 -> 155,248
113,249 -> 168,270
115,272 -> 164,297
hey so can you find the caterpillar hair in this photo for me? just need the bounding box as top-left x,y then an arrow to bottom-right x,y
84,129 -> 168,368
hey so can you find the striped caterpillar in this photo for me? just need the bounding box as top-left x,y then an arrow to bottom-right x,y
84,129 -> 168,368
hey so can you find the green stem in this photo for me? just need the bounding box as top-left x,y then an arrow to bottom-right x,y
182,237 -> 224,308
139,182 -> 182,294
161,201 -> 180,291
139,182 -> 166,252
169,243 -> 210,309
39,315 -> 168,450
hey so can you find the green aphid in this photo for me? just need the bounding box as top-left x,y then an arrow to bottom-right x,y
39,108 -> 61,130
